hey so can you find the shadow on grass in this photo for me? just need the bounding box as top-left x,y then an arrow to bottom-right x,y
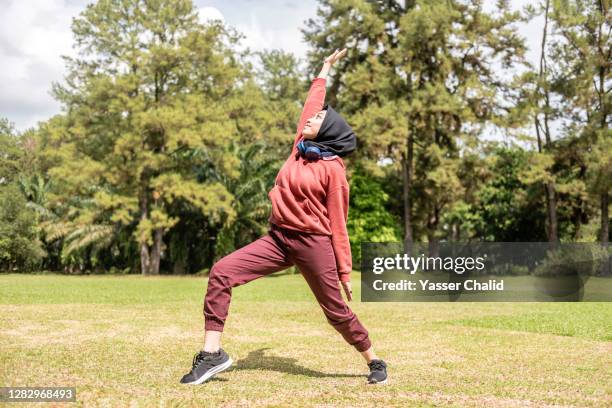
233,348 -> 363,378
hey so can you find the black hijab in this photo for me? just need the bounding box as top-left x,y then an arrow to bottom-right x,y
301,104 -> 357,157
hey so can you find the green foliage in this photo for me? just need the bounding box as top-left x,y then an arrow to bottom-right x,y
256,50 -> 304,102
0,118 -> 23,184
0,185 -> 46,271
214,140 -> 279,258
532,244 -> 611,277
347,164 -> 402,265
584,135 -> 612,201
474,145 -> 547,241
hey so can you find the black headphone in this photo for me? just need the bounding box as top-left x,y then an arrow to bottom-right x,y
297,140 -> 335,160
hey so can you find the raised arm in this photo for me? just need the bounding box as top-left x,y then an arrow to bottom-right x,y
292,48 -> 348,153
292,77 -> 327,152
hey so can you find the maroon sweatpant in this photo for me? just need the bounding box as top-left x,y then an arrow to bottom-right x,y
203,222 -> 372,352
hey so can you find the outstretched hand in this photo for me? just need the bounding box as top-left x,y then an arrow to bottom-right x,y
316,48 -> 347,79
324,48 -> 347,66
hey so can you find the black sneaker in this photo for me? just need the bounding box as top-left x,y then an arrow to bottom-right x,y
180,349 -> 233,385
367,359 -> 387,384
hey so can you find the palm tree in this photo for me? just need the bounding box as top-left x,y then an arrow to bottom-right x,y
20,176 -> 116,273
198,139 -> 279,258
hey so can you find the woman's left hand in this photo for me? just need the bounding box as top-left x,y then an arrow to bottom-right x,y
340,280 -> 353,301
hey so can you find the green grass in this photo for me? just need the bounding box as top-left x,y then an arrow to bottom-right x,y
446,303 -> 612,341
1,273 -> 610,407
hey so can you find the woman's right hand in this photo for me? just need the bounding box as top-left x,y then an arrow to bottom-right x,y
324,48 -> 347,66
340,279 -> 353,302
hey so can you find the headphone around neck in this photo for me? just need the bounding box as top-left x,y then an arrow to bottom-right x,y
297,140 -> 336,161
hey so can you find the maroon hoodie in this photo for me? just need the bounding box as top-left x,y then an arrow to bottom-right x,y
268,77 -> 352,282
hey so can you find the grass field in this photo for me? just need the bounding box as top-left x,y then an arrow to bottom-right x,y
1,273 -> 611,407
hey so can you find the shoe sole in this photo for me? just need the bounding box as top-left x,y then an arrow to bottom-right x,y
367,378 -> 388,385
185,358 -> 233,385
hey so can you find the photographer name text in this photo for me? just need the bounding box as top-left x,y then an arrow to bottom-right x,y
372,279 -> 504,291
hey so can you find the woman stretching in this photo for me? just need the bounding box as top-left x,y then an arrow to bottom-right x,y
180,48 -> 388,385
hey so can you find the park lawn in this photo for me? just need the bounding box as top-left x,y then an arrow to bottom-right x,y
0,273 -> 610,407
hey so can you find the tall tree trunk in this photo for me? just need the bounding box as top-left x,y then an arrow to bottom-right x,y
139,192 -> 151,275
140,244 -> 152,275
601,191 -> 609,244
139,177 -> 155,275
403,130 -> 414,255
427,203 -> 440,258
148,195 -> 163,275
571,164 -> 587,239
545,182 -> 558,242
150,228 -> 163,275
451,223 -> 460,241
536,0 -> 558,242
596,1 -> 609,245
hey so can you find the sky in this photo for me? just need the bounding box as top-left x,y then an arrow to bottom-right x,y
0,0 -> 542,132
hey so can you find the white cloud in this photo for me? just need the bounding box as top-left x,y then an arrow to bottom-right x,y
0,0 -> 79,131
198,6 -> 225,23
234,11 -> 307,55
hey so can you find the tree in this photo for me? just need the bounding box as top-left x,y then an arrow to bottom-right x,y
214,140 -> 279,257
44,0 -> 253,274
0,120 -> 46,270
476,145 -> 548,241
548,0 -> 611,244
0,118 -> 22,185
347,163 -> 402,265
254,49 -> 306,157
534,0 -> 560,242
303,0 -> 528,255
0,185 -> 46,271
